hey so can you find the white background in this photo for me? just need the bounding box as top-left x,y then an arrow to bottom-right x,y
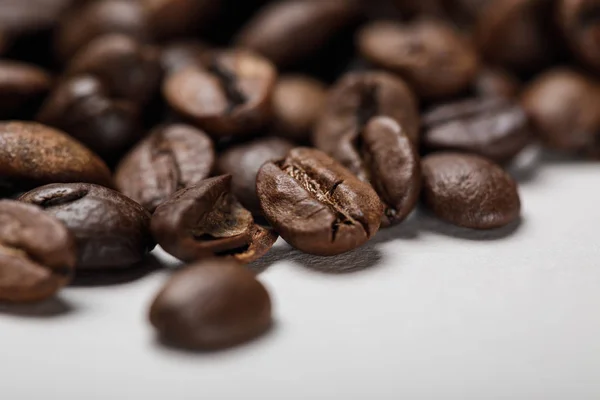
1,151 -> 599,400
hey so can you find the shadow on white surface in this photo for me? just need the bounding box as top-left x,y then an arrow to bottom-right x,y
70,254 -> 165,287
0,297 -> 75,318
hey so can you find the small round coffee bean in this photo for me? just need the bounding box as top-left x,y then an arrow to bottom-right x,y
115,124 -> 215,212
149,258 -> 272,350
0,200 -> 76,303
236,0 -> 360,67
151,175 -> 277,263
558,0 -> 600,72
473,67 -> 521,98
0,121 -> 112,190
271,75 -> 327,143
521,68 -> 600,153
20,183 -> 155,270
0,60 -> 52,118
141,0 -> 220,40
422,97 -> 533,163
217,137 -> 295,215
257,147 -> 382,256
421,152 -> 521,229
160,40 -> 211,76
164,49 -> 276,137
357,19 -> 479,99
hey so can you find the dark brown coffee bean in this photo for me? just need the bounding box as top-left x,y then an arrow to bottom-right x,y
149,258 -> 272,350
37,74 -> 141,161
0,122 -> 112,190
271,75 -> 327,143
66,34 -> 161,105
141,0 -> 220,40
257,147 -> 382,256
235,0 -> 360,67
314,71 -> 420,146
421,152 -> 521,229
164,49 -> 276,137
217,137 -> 295,215
160,40 -> 211,76
423,97 -> 533,163
0,200 -> 76,303
473,67 -> 521,98
357,20 -> 479,99
521,68 -> 600,153
20,183 -> 154,270
0,60 -> 52,118
558,0 -> 600,72
115,124 -> 215,212
0,0 -> 71,35
151,175 -> 277,263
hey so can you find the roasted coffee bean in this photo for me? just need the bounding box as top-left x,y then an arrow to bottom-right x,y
55,0 -> 148,62
422,97 -> 533,163
37,74 -> 141,161
558,0 -> 600,72
271,75 -> 327,143
357,20 -> 479,99
473,67 -> 521,98
257,147 -> 382,256
217,137 -> 295,214
314,71 -> 420,146
421,152 -> 521,229
0,121 -> 112,190
521,68 -> 600,153
0,200 -> 76,303
20,183 -> 155,270
149,258 -> 272,350
151,175 -> 277,263
160,40 -> 211,76
141,0 -> 220,40
0,60 -> 52,118
67,34 -> 161,105
164,49 -> 276,137
235,0 -> 360,67
115,124 -> 215,212
0,0 -> 71,36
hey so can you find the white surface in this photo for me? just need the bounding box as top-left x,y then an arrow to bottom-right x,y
2,155 -> 600,400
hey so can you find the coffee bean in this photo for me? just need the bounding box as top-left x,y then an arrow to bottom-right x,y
256,147 -> 382,256
164,49 -> 276,137
271,75 -> 327,143
235,0 -> 360,67
151,175 -> 277,263
37,74 -> 141,161
141,0 -> 220,40
521,68 -> 600,153
20,183 -> 155,270
160,40 -> 211,76
357,19 -> 479,99
0,0 -> 71,36
217,137 -> 295,214
0,60 -> 52,118
0,121 -> 112,191
66,34 -> 161,105
421,152 -> 521,229
473,67 -> 521,99
314,71 -> 420,146
115,124 -> 215,212
422,97 -> 533,163
558,0 -> 600,72
0,200 -> 76,303
149,258 -> 272,350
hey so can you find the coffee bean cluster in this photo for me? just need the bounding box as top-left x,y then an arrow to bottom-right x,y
0,0 -> 597,350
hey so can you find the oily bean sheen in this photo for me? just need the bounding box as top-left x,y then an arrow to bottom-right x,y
421,152 -> 521,229
0,60 -> 52,118
558,0 -> 600,72
0,122 -> 112,190
235,0 -> 360,67
256,147 -> 382,256
0,200 -> 76,303
164,49 -> 276,137
149,258 -> 272,350
151,175 -> 277,264
422,97 -> 533,163
217,137 -> 295,215
20,183 -> 155,270
115,124 -> 215,213
357,20 -> 479,99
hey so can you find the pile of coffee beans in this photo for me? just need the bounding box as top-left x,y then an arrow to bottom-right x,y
0,0 -> 597,350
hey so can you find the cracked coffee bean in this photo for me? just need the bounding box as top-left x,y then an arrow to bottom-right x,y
164,49 -> 276,137
422,97 -> 533,163
20,183 -> 155,270
0,60 -> 52,119
151,175 -> 277,264
256,147 -> 382,256
0,200 -> 76,303
421,152 -> 521,229
115,124 -> 215,213
558,0 -> 600,72
149,258 -> 272,350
